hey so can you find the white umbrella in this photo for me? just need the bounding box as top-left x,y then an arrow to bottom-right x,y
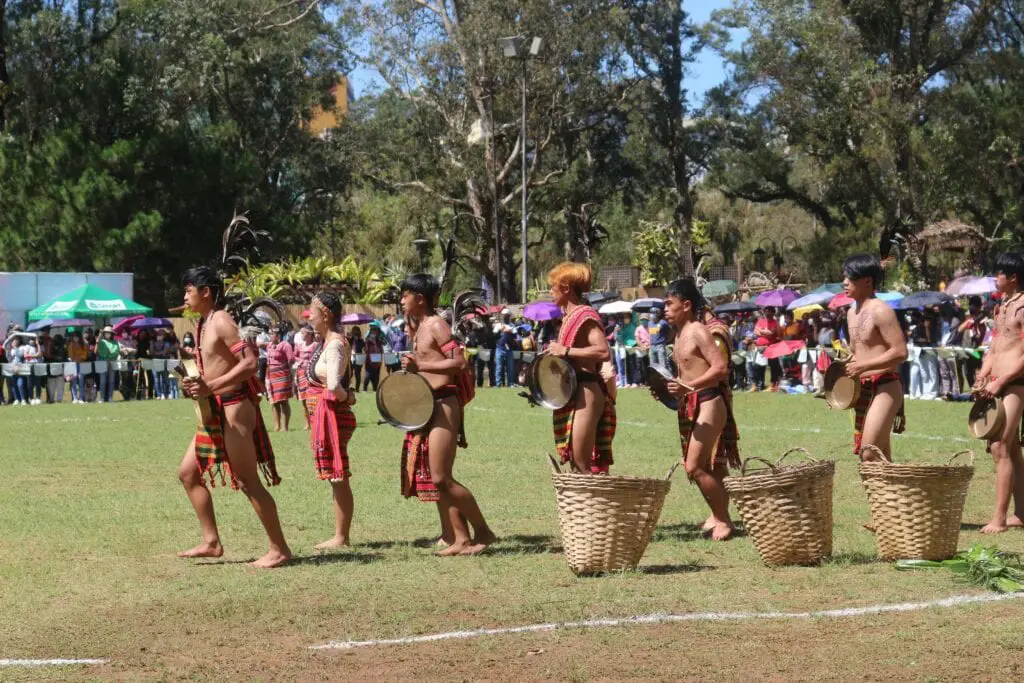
598,300 -> 634,315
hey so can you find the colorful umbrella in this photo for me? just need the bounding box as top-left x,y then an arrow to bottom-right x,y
829,293 -> 854,310
946,276 -> 996,296
27,283 -> 152,321
130,317 -> 173,330
895,291 -> 953,310
522,301 -> 563,321
763,340 -> 806,360
598,300 -> 634,315
26,318 -> 94,332
755,289 -> 800,308
877,291 -> 905,304
792,304 -> 824,320
714,301 -> 759,314
701,280 -> 738,298
811,283 -> 845,295
113,315 -> 146,333
341,313 -> 374,325
787,291 -> 836,311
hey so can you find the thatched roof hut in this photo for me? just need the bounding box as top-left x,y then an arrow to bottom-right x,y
917,220 -> 989,253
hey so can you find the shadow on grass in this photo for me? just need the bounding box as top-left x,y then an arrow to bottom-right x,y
356,535 -> 563,556
960,522 -> 985,531
192,552 -> 384,567
638,562 -> 713,575
651,522 -> 748,543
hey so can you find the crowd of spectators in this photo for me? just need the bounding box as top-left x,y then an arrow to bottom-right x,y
1,323 -> 190,405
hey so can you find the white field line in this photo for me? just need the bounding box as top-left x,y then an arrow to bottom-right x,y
310,592 -> 1024,651
0,659 -> 108,667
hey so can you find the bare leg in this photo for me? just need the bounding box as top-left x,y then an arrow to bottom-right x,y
281,401 -> 291,432
859,381 -> 902,462
428,396 -> 496,556
683,398 -> 733,541
271,404 -> 282,432
315,479 -> 354,549
983,387 -> 1024,533
568,382 -> 605,474
221,402 -> 291,567
303,401 -> 312,431
177,438 -> 224,558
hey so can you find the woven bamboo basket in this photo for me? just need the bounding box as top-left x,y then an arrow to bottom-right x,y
549,455 -> 675,575
859,446 -> 975,560
723,448 -> 835,566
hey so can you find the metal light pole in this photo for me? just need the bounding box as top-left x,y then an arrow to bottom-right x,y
500,35 -> 542,303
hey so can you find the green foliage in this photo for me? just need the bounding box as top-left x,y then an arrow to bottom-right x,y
632,220 -> 683,287
229,256 -> 397,304
896,544 -> 1024,593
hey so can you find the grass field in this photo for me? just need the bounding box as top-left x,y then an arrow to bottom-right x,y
1,389 -> 1023,681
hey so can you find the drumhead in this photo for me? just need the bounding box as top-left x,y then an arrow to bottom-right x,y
969,397 -> 1005,440
823,362 -> 859,410
376,370 -> 435,431
644,365 -> 679,411
527,355 -> 577,410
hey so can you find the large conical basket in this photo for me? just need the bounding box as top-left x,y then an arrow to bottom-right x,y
724,448 -> 835,566
549,456 -> 674,575
859,447 -> 975,560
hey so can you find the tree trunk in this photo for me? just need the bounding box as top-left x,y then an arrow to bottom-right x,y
0,0 -> 9,131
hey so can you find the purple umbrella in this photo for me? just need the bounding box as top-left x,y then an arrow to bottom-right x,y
522,301 -> 563,321
130,317 -> 173,330
755,288 -> 800,309
341,312 -> 374,325
26,318 -> 94,332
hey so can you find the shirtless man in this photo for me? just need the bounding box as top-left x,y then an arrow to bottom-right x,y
177,266 -> 291,568
662,278 -> 740,541
545,262 -> 616,474
399,274 -> 496,556
841,254 -> 908,461
973,252 -> 1024,533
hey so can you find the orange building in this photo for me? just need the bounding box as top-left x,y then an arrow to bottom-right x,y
306,76 -> 351,137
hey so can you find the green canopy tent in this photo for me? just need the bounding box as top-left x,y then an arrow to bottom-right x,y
27,283 -> 153,322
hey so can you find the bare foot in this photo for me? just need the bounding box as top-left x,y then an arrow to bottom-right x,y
436,540 -> 472,557
710,523 -> 734,541
701,516 -> 716,532
1006,515 -> 1024,529
434,537 -> 451,549
459,530 -> 498,556
248,549 -> 291,568
314,537 -> 350,551
177,541 -> 223,559
980,521 -> 1008,534
862,523 -> 876,533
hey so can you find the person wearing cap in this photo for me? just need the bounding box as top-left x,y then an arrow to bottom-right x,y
96,326 -> 121,402
635,313 -> 651,383
493,310 -> 517,388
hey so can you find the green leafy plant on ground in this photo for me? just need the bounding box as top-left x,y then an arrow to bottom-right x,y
896,544 -> 1024,593
227,256 -> 397,304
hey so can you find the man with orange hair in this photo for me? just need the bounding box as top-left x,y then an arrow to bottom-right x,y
546,262 -> 616,473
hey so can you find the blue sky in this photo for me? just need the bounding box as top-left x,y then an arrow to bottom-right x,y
346,0 -> 743,105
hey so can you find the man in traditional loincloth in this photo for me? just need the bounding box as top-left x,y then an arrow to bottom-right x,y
545,262 -> 616,474
663,279 -> 740,541
973,252 -> 1024,533
841,254 -> 908,462
177,266 -> 291,569
399,274 -> 496,556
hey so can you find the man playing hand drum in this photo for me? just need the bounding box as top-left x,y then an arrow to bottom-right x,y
177,266 -> 290,569
841,254 -> 908,462
973,252 -> 1024,534
662,278 -> 740,541
399,274 -> 495,556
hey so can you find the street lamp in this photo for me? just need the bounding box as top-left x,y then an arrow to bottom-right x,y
412,235 -> 430,272
500,35 -> 542,303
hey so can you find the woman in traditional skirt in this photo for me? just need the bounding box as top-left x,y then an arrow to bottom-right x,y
293,326 -> 316,431
265,324 -> 294,432
306,292 -> 357,549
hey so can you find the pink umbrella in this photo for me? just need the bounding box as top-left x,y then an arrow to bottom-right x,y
828,293 -> 854,310
946,276 -> 996,296
763,340 -> 806,360
341,313 -> 374,325
113,315 -> 145,333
